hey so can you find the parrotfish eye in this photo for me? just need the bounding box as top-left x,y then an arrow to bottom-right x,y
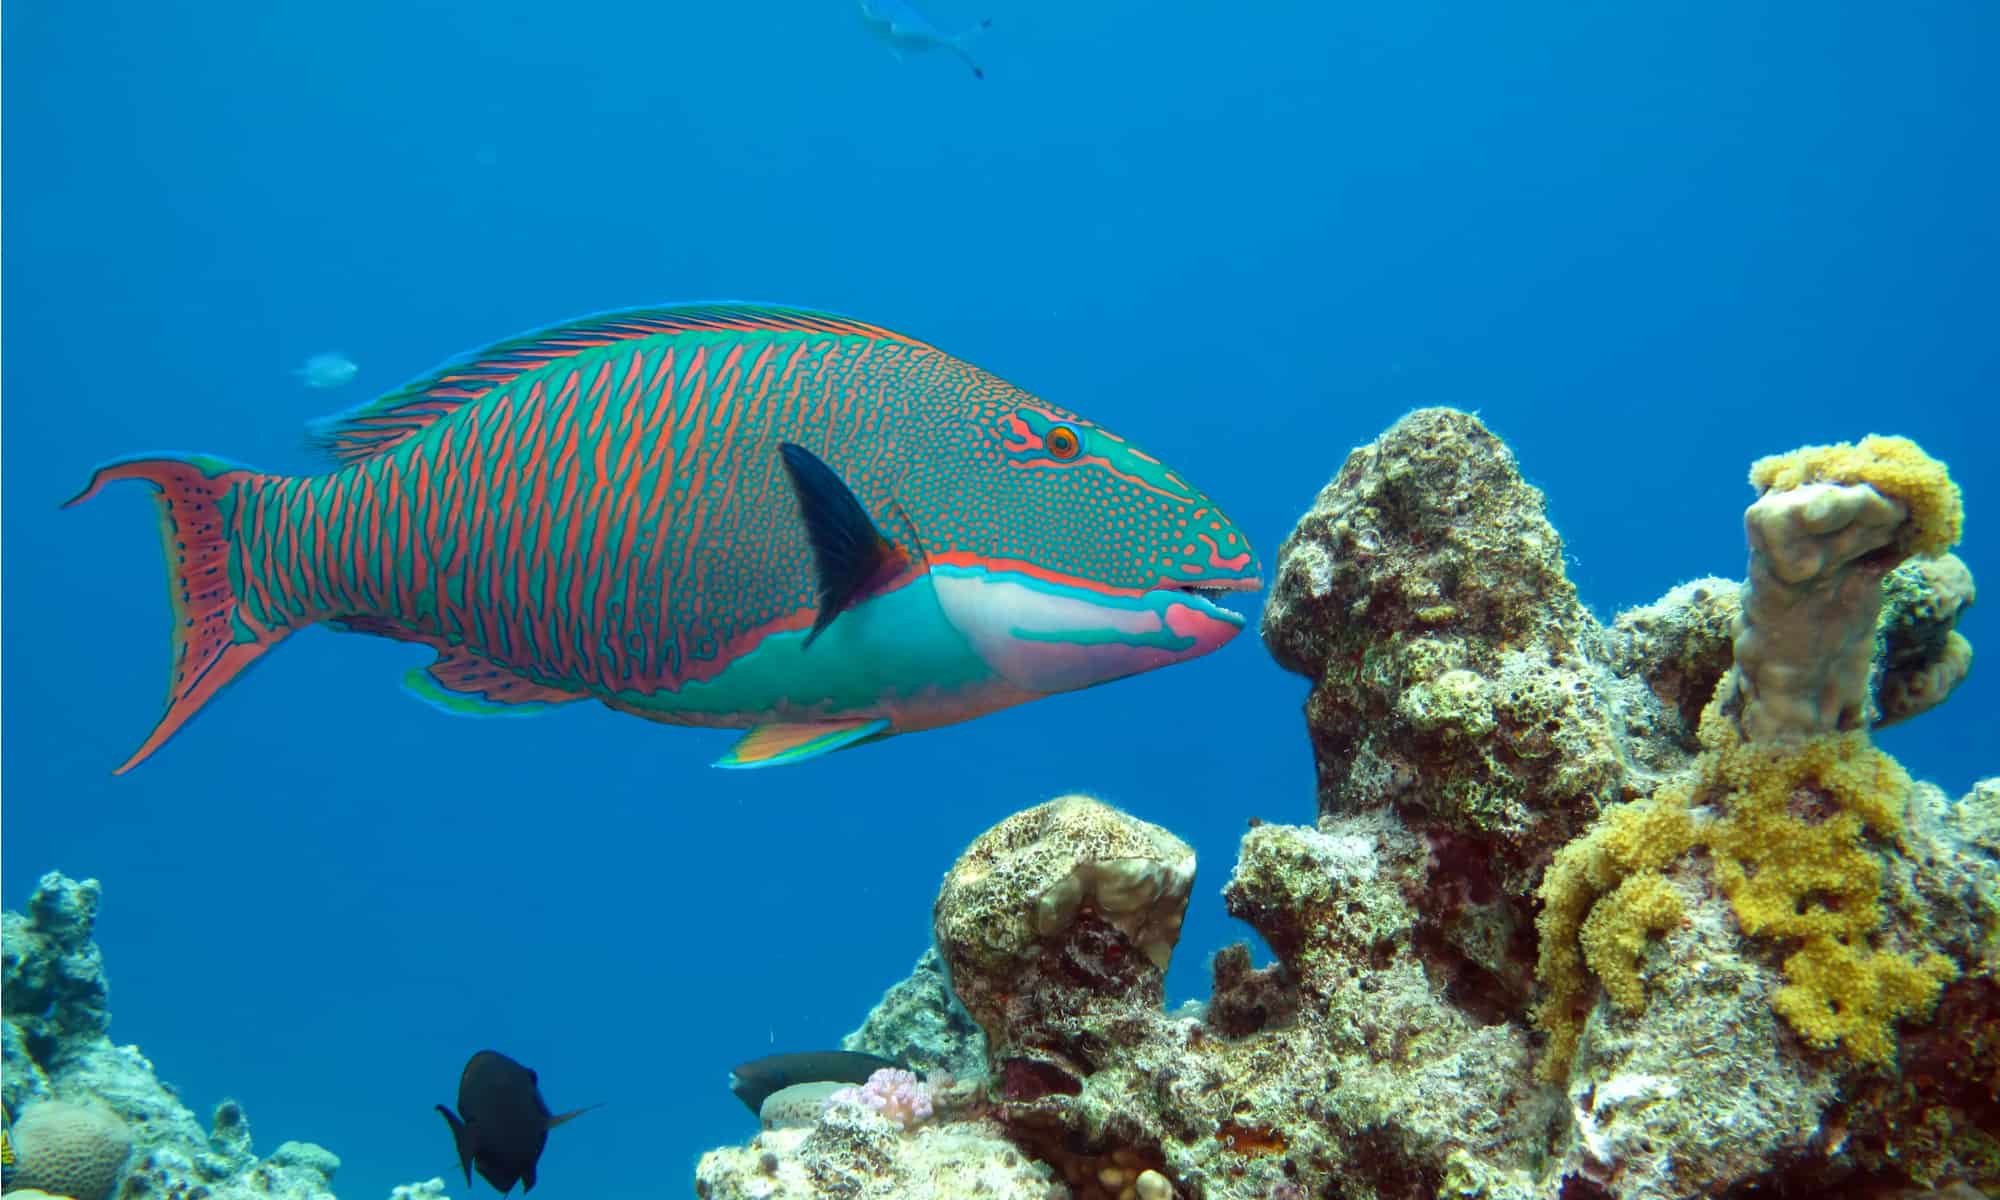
1045,425 -> 1081,460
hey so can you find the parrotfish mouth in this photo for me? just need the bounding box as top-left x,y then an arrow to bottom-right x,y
1160,576 -> 1265,626
930,561 -> 1265,695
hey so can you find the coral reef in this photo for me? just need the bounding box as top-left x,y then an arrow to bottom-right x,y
931,795 -> 1196,1076
1258,409 -> 1643,903
8,1102 -> 132,1200
1878,553 -> 1977,727
691,408 -> 1992,1200
840,948 -> 988,1081
0,872 -> 392,1200
827,1069 -> 934,1131
693,1102 -> 1058,1199
1718,435 -> 1964,740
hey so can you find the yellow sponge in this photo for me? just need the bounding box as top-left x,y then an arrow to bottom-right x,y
1534,723 -> 1958,1078
1748,434 -> 1962,557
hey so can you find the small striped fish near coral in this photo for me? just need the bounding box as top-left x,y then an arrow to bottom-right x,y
69,303 -> 1260,773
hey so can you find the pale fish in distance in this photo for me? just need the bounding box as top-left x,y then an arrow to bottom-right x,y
293,351 -> 359,389
858,0 -> 992,79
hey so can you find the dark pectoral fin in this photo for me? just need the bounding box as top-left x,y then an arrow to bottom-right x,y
778,443 -> 907,646
435,1105 -> 474,1187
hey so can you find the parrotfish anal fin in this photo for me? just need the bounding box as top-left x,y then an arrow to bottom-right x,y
327,617 -> 585,715
407,649 -> 587,716
778,442 -> 910,647
304,303 -> 931,466
714,719 -> 892,769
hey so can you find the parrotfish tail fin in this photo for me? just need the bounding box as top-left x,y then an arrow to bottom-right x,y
434,1105 -> 474,1188
62,456 -> 292,775
545,1102 -> 605,1131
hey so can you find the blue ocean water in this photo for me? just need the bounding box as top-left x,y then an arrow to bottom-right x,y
3,2 -> 1993,1198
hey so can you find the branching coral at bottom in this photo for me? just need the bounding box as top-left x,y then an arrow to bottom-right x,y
1533,717 -> 1959,1081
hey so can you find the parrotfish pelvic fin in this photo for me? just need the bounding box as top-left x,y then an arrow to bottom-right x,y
305,303 -> 930,466
778,442 -> 910,647
62,456 -> 292,775
714,719 -> 891,768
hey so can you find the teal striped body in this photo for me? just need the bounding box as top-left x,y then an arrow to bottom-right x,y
71,304 -> 1261,772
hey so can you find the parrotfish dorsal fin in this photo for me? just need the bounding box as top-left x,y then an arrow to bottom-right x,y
304,303 -> 929,466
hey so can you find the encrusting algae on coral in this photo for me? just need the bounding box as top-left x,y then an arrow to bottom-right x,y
1533,433 -> 1967,1081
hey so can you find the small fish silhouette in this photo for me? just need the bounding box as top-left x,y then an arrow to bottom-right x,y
436,1050 -> 599,1196
858,0 -> 991,79
292,352 -> 358,389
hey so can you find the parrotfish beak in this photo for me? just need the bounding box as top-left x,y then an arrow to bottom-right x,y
930,552 -> 1264,697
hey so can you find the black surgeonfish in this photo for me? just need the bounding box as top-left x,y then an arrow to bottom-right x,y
727,1050 -> 911,1115
437,1050 -> 600,1195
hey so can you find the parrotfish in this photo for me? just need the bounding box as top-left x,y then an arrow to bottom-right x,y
69,303 -> 1261,773
858,0 -> 992,79
436,1050 -> 598,1196
292,351 -> 358,389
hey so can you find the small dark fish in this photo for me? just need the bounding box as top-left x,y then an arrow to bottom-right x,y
728,1050 -> 909,1115
436,1050 -> 600,1195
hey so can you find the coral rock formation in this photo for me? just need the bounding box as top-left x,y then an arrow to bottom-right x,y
3,873 -> 344,1200
691,409 -> 1993,1200
1259,408 -> 1648,902
1719,435 -> 1965,740
931,794 -> 1195,1077
693,1104 -> 1058,1200
8,1101 -> 133,1200
1878,552 -> 1978,727
841,948 -> 988,1082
